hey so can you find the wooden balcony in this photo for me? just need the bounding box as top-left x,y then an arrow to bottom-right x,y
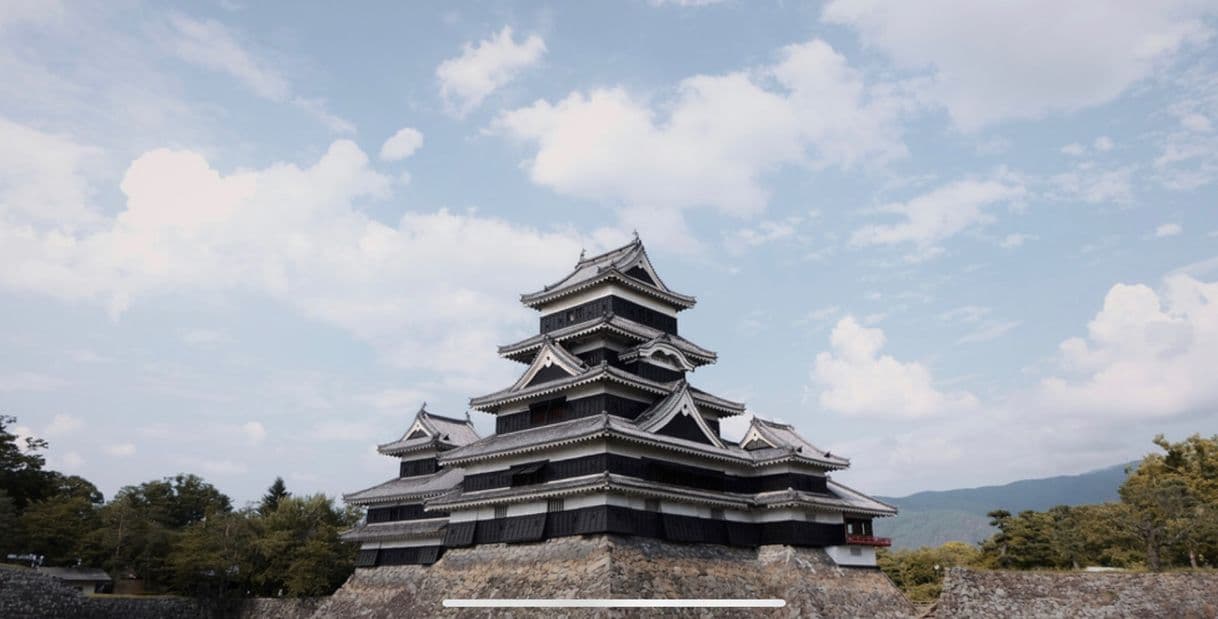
846,534 -> 892,547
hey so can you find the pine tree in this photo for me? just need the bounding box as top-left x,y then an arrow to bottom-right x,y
259,477 -> 290,516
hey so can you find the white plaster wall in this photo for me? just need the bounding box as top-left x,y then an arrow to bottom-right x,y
825,544 -> 877,567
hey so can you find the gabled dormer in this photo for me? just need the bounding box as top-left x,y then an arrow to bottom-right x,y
509,338 -> 588,391
634,382 -> 724,448
377,404 -> 481,459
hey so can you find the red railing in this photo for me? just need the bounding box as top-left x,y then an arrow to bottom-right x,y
846,534 -> 892,547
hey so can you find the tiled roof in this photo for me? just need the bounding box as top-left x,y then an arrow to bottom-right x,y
339,519 -> 447,543
343,468 -> 465,505
755,480 -> 898,517
428,472 -> 753,511
520,238 -> 696,309
469,363 -> 675,411
377,406 -> 480,455
498,314 -> 717,365
438,411 -> 846,470
748,418 -> 849,467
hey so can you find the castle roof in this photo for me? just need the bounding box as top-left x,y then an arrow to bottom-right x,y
437,411 -> 843,470
343,467 -> 465,506
498,314 -> 717,365
520,238 -> 696,310
339,519 -> 447,544
377,406 -> 480,456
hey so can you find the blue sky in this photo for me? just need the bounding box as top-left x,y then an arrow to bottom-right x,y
2,1 -> 1217,504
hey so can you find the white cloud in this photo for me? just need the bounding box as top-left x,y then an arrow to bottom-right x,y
650,0 -> 725,6
59,451 -> 84,469
957,320 -> 1021,344
0,371 -> 66,391
494,39 -> 912,248
1039,274 -> 1218,418
44,413 -> 83,436
1061,142 -> 1086,156
823,1 -> 1214,129
436,26 -> 546,116
1051,163 -> 1135,205
0,117 -> 103,228
104,443 -> 136,457
359,388 -> 431,411
850,177 -> 1025,257
0,139 -> 587,384
181,328 -> 231,348
1156,222 -> 1183,238
811,316 -> 978,418
166,14 -> 353,133
1093,136 -> 1115,152
380,127 -> 424,161
241,421 -> 266,445
725,217 -> 803,253
309,419 -> 380,442
999,232 -> 1036,249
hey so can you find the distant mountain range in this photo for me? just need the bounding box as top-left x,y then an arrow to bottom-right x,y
873,462 -> 1135,549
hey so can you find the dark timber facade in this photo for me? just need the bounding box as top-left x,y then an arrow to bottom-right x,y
341,237 -> 896,568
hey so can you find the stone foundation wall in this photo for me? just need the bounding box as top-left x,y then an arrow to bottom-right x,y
936,568 -> 1218,618
311,534 -> 917,618
0,565 -> 323,619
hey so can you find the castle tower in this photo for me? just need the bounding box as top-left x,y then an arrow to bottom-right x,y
342,237 -> 895,568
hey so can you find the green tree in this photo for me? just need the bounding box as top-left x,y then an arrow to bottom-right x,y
0,488 -> 19,556
82,474 -> 233,591
258,477 -> 290,516
878,542 -> 981,602
250,494 -> 359,596
1117,435 -> 1218,570
19,475 -> 102,565
0,414 -> 54,510
169,510 -> 256,601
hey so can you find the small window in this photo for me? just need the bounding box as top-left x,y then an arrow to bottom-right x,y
850,547 -> 862,556
494,505 -> 508,519
567,311 -> 575,323
805,512 -> 817,522
710,508 -> 724,520
547,498 -> 565,513
644,498 -> 660,512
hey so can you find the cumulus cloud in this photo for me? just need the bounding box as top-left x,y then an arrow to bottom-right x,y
823,1 -> 1214,129
1000,232 -> 1036,249
1039,274 -> 1218,418
850,177 -> 1025,258
0,137 -> 586,383
436,26 -> 546,116
811,316 -> 978,418
380,127 -> 424,161
494,39 -> 912,248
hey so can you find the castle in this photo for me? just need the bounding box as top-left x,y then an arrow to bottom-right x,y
341,236 -> 896,569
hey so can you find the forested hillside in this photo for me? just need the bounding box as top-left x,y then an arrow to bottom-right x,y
876,462 -> 1132,548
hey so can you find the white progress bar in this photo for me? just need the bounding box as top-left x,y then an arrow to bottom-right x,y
443,599 -> 786,608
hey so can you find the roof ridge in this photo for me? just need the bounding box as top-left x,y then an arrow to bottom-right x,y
422,411 -> 473,425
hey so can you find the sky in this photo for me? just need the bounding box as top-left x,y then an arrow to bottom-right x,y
2,1 -> 1218,505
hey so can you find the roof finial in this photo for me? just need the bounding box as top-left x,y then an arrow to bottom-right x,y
465,409 -> 471,422
578,248 -> 586,261
420,401 -> 428,414
632,228 -> 640,242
